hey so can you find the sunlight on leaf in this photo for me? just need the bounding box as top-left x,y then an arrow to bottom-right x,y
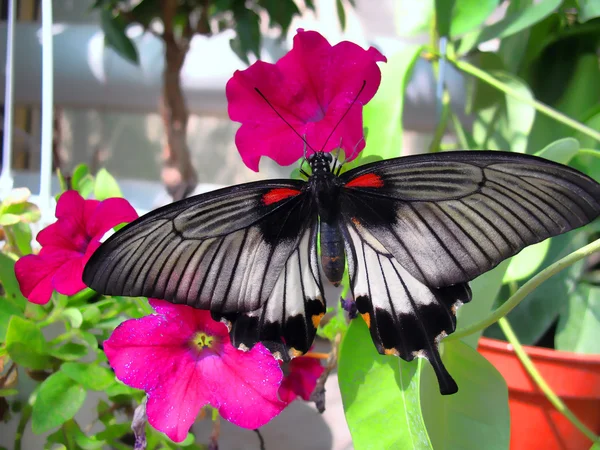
556,283 -> 600,354
420,340 -> 509,450
94,168 -> 123,200
535,137 -> 580,164
339,317 -> 433,449
345,45 -> 422,171
458,260 -> 510,348
504,240 -> 550,283
458,0 -> 562,54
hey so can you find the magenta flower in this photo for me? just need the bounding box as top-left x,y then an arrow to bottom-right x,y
279,356 -> 324,405
226,29 -> 386,171
104,300 -> 286,442
15,190 -> 137,304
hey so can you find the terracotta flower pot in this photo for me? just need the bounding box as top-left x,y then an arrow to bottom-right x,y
477,336 -> 600,450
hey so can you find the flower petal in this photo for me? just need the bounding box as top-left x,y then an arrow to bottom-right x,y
279,357 -> 324,404
86,197 -> 138,239
51,255 -> 87,296
227,29 -> 386,171
15,253 -> 65,304
104,312 -> 201,442
211,343 -> 286,428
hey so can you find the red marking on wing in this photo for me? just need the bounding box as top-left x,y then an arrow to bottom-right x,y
262,188 -> 302,205
345,173 -> 384,188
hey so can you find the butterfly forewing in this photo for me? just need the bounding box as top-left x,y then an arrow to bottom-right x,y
83,180 -> 313,314
340,151 -> 600,288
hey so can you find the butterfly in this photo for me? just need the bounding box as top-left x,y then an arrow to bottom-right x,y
83,150 -> 600,395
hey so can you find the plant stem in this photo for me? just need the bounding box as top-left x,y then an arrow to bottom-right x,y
448,237 -> 600,340
14,403 -> 32,450
451,58 -> 600,144
498,317 -> 600,444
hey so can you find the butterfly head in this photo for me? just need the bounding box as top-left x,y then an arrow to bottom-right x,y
308,151 -> 333,175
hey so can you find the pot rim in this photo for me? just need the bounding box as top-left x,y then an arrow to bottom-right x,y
478,336 -> 600,364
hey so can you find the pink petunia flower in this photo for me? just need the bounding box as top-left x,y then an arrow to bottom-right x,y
104,300 -> 286,443
15,190 -> 138,304
279,356 -> 324,405
226,29 -> 386,171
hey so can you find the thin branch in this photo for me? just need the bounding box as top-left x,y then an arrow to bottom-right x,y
451,58 -> 600,144
448,237 -> 600,340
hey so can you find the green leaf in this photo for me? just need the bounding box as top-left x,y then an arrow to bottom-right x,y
5,316 -> 51,369
72,164 -> 90,189
61,362 -> 116,391
49,343 -> 89,361
574,107 -> 600,151
0,298 -> 24,342
258,0 -> 300,35
497,0 -> 534,73
420,340 -> 510,450
503,240 -> 550,282
230,8 -> 261,65
344,45 -> 422,172
0,253 -> 27,308
449,0 -> 499,37
528,51 -> 600,153
0,388 -> 18,397
31,372 -> 86,434
106,381 -> 140,398
317,304 -> 348,341
339,317 -> 432,449
458,0 -> 562,54
485,231 -> 587,344
1,201 -> 41,224
61,307 -> 84,329
130,0 -> 160,27
458,260 -> 510,348
336,0 -> 346,30
9,222 -> 33,255
578,0 -> 600,22
534,137 -> 580,164
394,1 -> 434,36
556,283 -> 600,353
472,71 -> 535,154
434,0 -> 455,37
100,9 -> 139,65
94,168 -> 123,200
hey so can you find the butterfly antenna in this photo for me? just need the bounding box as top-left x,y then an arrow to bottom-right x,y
319,80 -> 367,152
254,88 -> 317,154
335,135 -> 365,176
332,138 -> 343,173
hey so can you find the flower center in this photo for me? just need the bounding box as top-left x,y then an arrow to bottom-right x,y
192,332 -> 214,350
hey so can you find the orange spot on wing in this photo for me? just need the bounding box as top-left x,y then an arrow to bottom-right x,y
262,188 -> 302,205
345,173 -> 384,188
361,312 -> 371,328
312,313 -> 325,329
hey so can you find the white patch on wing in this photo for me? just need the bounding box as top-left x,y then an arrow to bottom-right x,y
349,225 -> 435,316
262,226 -> 322,323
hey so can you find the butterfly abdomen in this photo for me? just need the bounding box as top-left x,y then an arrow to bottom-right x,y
320,220 -> 345,286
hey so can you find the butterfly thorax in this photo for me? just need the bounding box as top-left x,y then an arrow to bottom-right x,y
308,152 -> 345,286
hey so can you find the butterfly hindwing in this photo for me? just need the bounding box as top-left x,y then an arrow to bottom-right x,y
213,214 -> 326,360
340,151 -> 600,289
341,218 -> 472,394
83,180 -> 313,315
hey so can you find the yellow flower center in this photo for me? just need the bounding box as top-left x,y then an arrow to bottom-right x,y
192,332 -> 214,350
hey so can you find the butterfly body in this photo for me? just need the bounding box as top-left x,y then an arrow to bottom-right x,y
84,150 -> 600,395
306,152 -> 346,286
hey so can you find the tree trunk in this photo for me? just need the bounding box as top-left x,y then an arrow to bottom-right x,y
161,15 -> 197,201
